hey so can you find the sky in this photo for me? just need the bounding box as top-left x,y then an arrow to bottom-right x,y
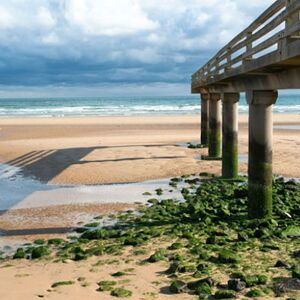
0,0 -> 276,97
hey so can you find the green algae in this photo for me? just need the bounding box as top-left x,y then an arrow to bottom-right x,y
6,175 -> 300,299
51,281 -> 75,288
110,287 -> 132,297
97,280 -> 117,291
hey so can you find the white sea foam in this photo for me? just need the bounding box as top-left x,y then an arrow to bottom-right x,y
0,96 -> 299,117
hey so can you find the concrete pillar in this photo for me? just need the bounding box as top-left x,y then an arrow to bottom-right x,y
200,94 -> 209,145
222,93 -> 240,179
246,90 -> 278,219
208,93 -> 222,158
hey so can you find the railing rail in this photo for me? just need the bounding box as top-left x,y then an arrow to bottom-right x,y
192,0 -> 300,89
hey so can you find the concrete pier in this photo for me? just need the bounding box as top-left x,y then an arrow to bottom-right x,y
200,94 -> 209,145
222,93 -> 239,179
192,1 -> 300,219
247,90 -> 278,219
208,93 -> 222,158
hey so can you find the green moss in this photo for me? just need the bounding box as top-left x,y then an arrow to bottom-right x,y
13,248 -> 26,259
244,275 -> 268,287
246,289 -> 264,297
168,242 -> 183,250
97,280 -> 117,291
195,282 -> 212,295
51,281 -> 75,288
214,290 -> 236,299
111,271 -> 128,277
147,250 -> 165,263
33,239 -> 45,245
155,188 -> 163,196
217,250 -> 241,264
110,288 -> 132,298
84,222 -> 100,228
31,246 -> 50,259
292,265 -> 300,279
47,238 -> 65,246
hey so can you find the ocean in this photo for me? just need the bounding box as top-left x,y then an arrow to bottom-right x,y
0,94 -> 299,117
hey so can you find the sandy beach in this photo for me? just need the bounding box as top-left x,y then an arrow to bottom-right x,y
0,114 -> 299,185
0,114 -> 299,300
0,114 -> 299,231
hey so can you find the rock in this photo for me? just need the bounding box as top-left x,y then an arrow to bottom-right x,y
217,250 -> 240,264
169,280 -> 188,294
31,246 -> 50,259
274,260 -> 291,269
197,263 -> 209,271
274,278 -> 300,294
147,250 -> 165,263
168,242 -> 183,250
187,277 -> 214,290
227,279 -> 246,292
165,262 -> 179,274
237,232 -> 248,242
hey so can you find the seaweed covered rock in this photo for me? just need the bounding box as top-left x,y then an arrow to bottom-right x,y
31,246 -> 50,259
227,279 -> 246,292
13,248 -> 26,259
97,281 -> 117,291
195,282 -> 212,296
214,290 -> 236,299
169,280 -> 188,294
246,288 -> 264,297
147,250 -> 166,263
243,274 -> 268,287
217,250 -> 240,264
110,287 -> 132,297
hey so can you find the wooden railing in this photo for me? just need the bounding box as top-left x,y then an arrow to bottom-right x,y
192,0 -> 300,90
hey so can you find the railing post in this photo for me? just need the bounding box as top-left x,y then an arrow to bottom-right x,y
243,31 -> 253,64
279,0 -> 300,52
208,93 -> 222,158
286,0 -> 300,43
246,90 -> 278,219
200,94 -> 209,146
222,93 -> 240,179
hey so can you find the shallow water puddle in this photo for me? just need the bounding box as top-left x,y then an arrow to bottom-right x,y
274,125 -> 300,130
0,163 -> 183,211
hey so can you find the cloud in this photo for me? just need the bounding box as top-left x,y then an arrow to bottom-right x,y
64,0 -> 158,36
0,0 -> 275,94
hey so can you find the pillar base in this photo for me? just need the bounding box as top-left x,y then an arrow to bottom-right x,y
208,93 -> 222,158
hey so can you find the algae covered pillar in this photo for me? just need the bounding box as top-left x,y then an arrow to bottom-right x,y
222,93 -> 239,179
246,90 -> 278,219
208,93 -> 222,158
200,93 -> 209,146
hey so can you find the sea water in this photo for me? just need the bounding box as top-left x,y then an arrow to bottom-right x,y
0,94 -> 299,117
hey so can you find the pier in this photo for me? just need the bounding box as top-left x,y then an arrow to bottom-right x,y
192,0 -> 300,219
